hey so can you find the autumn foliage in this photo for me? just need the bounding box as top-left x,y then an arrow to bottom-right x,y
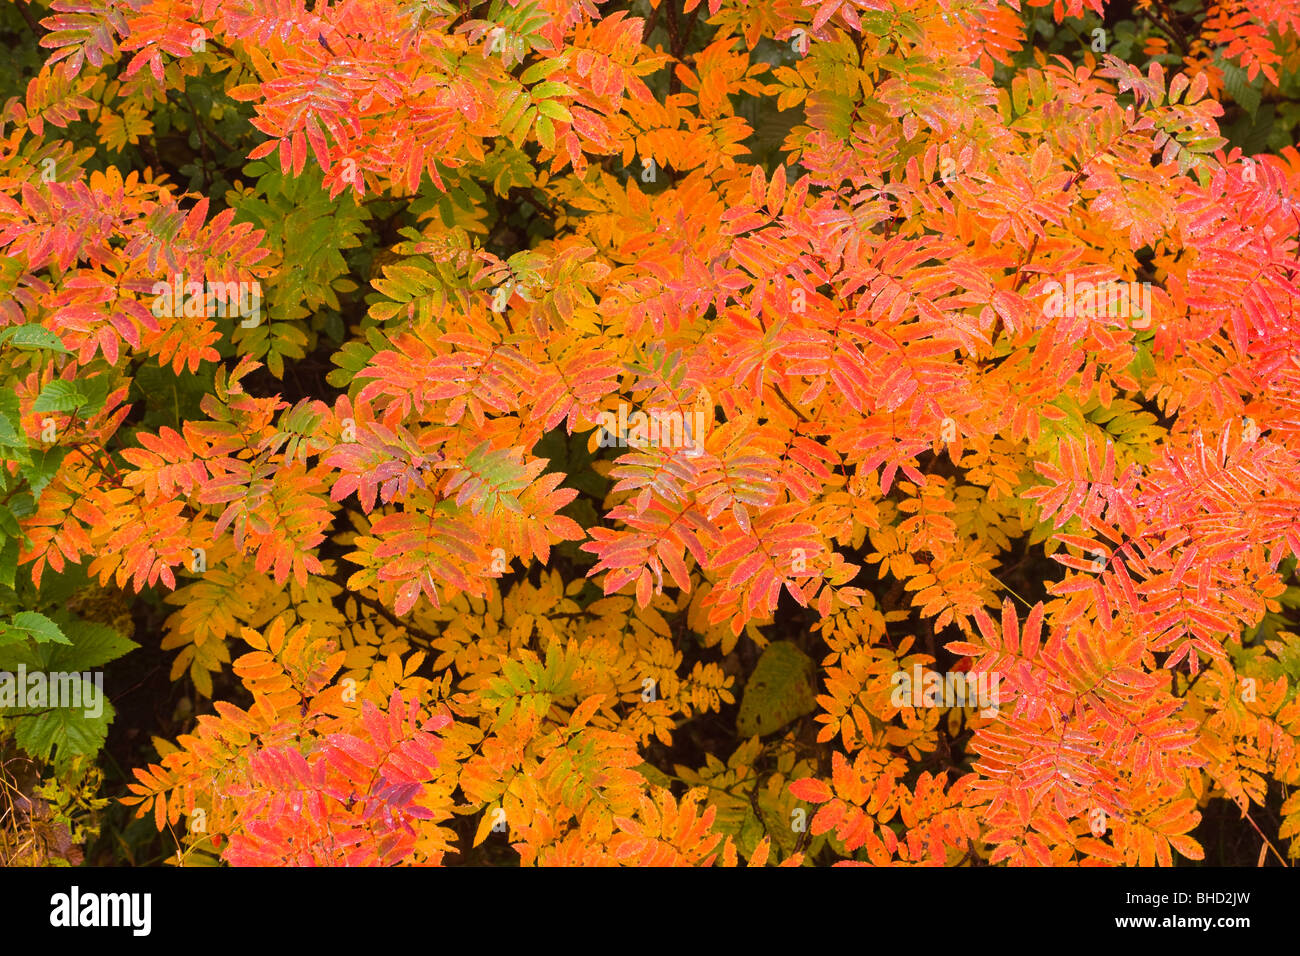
0,0 -> 1298,867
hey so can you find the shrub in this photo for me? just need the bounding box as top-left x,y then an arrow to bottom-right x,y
0,0 -> 1297,866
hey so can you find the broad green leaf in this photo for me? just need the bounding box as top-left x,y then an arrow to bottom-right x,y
45,618 -> 140,671
33,380 -> 87,414
0,504 -> 20,538
634,762 -> 675,789
737,641 -> 817,737
6,492 -> 35,521
0,391 -> 25,448
0,615 -> 137,669
23,446 -> 68,499
0,324 -> 70,353
0,536 -> 17,590
0,611 -> 71,647
11,690 -> 115,769
738,805 -> 766,857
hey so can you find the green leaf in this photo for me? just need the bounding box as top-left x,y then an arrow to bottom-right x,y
736,641 -> 817,737
531,81 -> 575,100
6,492 -> 35,521
634,762 -> 675,790
0,616 -> 137,671
0,611 -> 71,647
535,112 -> 555,150
0,399 -> 23,441
521,54 -> 567,85
48,618 -> 140,671
0,390 -> 29,458
0,614 -> 137,729
536,98 -> 572,123
0,536 -> 17,590
32,380 -> 87,414
1218,58 -> 1261,116
23,446 -> 68,499
0,504 -> 20,539
72,373 -> 115,418
0,324 -> 71,353
446,442 -> 531,515
738,805 -> 766,857
11,688 -> 115,768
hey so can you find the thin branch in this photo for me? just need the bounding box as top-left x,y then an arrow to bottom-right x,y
348,590 -> 440,647
14,1 -> 41,36
772,381 -> 811,423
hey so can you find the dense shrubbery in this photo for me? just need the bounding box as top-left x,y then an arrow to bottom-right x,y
0,0 -> 1298,866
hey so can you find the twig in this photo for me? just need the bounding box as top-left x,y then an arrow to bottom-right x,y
1241,808 -> 1289,867
348,590 -> 440,647
772,382 -> 811,423
14,1 -> 41,36
643,0 -> 662,43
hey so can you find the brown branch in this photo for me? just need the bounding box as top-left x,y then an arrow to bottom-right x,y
643,0 -> 663,43
348,590 -> 440,647
1242,809 -> 1289,867
1011,234 -> 1040,292
14,1 -> 41,36
772,382 -> 811,423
